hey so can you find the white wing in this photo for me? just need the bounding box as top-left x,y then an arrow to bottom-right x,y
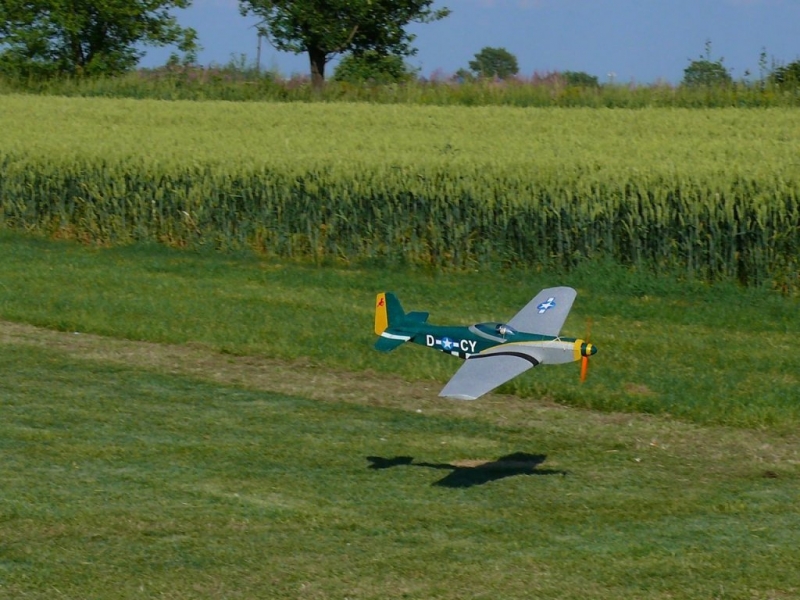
439,346 -> 543,401
506,287 -> 577,336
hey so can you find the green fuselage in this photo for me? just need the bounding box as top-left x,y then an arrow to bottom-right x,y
399,321 -> 576,359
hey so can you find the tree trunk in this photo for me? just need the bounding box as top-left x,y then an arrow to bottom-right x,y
308,47 -> 326,90
69,33 -> 86,75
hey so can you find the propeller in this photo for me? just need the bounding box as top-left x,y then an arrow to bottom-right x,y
580,318 -> 593,383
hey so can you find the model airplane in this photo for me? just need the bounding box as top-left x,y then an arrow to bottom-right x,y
373,287 -> 597,400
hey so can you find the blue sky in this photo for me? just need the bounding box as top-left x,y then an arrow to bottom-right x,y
140,0 -> 800,84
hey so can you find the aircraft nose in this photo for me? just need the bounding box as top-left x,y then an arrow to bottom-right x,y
581,342 -> 597,357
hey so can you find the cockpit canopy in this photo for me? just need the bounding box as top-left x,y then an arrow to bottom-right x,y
496,323 -> 517,337
474,322 -> 517,339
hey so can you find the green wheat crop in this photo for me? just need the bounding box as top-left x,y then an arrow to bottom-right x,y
1,95 -> 798,289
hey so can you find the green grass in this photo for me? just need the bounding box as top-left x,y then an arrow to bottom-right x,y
1,343 -> 798,599
1,231 -> 798,430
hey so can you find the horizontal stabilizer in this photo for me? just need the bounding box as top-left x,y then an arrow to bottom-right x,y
405,311 -> 429,323
374,331 -> 411,352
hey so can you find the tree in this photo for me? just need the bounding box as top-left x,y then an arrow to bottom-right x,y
333,50 -> 415,84
682,40 -> 732,87
239,0 -> 449,89
468,47 -> 518,79
770,59 -> 800,88
0,0 -> 198,78
453,67 -> 474,83
562,71 -> 599,87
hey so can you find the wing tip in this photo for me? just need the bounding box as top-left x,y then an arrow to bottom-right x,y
439,392 -> 479,401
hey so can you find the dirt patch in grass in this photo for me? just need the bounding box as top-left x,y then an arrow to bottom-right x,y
2,319 -> 799,466
0,319 -> 554,419
0,319 -> 442,408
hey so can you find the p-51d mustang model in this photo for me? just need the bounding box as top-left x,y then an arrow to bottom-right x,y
373,287 -> 597,400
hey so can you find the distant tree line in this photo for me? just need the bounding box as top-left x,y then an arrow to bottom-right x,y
2,2 -> 800,93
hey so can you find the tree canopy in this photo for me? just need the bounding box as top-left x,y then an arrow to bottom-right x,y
682,41 -> 732,87
770,59 -> 800,88
562,71 -> 599,87
468,47 -> 519,79
239,0 -> 449,88
333,50 -> 415,84
0,0 -> 198,78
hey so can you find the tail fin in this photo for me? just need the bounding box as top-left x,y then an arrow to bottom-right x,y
374,292 -> 406,335
374,293 -> 413,353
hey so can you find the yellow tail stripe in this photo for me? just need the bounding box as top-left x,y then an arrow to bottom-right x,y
374,293 -> 388,335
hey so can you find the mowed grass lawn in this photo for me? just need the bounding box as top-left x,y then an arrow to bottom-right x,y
0,232 -> 799,598
2,342 -> 798,600
0,231 -> 798,429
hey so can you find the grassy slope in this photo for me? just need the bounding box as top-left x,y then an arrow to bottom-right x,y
1,343 -> 798,600
0,231 -> 798,429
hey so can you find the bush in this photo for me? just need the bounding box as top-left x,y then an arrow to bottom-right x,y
333,51 -> 415,84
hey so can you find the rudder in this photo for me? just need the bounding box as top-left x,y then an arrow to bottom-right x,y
374,292 -> 406,335
374,293 -> 389,335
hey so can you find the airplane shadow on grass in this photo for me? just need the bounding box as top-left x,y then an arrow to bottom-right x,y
366,452 -> 567,488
